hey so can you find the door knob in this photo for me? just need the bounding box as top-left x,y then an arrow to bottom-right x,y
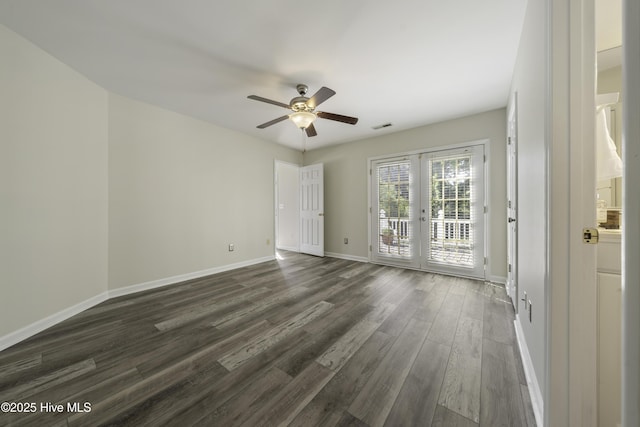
508,217 -> 516,223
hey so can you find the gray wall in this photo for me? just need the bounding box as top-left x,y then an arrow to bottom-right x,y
508,0 -> 547,403
303,109 -> 507,281
0,25 -> 109,337
108,94 -> 301,290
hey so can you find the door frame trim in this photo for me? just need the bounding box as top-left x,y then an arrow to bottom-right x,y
506,92 -> 519,308
546,0 -> 598,424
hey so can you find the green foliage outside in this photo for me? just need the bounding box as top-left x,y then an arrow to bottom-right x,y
378,183 -> 409,218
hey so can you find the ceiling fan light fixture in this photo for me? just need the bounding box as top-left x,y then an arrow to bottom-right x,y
289,111 -> 316,129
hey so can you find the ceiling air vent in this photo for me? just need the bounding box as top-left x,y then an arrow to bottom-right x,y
372,123 -> 392,130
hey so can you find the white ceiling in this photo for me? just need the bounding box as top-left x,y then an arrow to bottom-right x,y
0,0 -> 528,151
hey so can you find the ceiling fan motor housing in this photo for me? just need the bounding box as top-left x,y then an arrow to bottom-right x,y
290,96 -> 312,112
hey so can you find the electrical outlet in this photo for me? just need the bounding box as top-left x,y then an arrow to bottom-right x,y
228,243 -> 234,252
344,237 -> 348,244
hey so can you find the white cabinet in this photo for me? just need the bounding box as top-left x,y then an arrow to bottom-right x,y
597,230 -> 621,427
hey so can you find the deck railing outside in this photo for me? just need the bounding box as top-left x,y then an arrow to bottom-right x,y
379,213 -> 472,265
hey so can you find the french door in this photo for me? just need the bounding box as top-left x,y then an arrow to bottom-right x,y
371,145 -> 485,278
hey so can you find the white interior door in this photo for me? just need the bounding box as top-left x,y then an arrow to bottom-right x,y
300,163 -> 324,256
506,96 -> 518,306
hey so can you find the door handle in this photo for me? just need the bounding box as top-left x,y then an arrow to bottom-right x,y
318,213 -> 324,217
508,217 -> 516,223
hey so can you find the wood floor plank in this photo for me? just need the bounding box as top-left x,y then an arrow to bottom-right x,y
289,330 -> 394,427
520,383 -> 537,427
218,301 -> 334,371
480,338 -> 527,427
427,292 -> 465,346
154,287 -> 271,331
169,328 -> 310,425
191,366 -> 292,426
384,338 -> 451,427
461,282 -> 486,321
0,358 -> 96,402
431,404 -> 478,427
210,286 -> 308,328
0,353 -> 42,379
438,316 -> 483,423
316,302 -> 396,371
92,361 -> 229,426
483,297 -> 515,345
348,318 -> 431,426
67,354 -> 226,425
276,302 -> 375,377
136,319 -> 274,377
9,368 -> 143,427
334,411 -> 370,427
240,362 -> 334,427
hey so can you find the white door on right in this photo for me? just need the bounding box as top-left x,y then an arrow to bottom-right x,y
421,145 -> 485,278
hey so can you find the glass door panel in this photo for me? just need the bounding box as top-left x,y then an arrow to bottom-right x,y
421,146 -> 485,277
371,156 -> 419,268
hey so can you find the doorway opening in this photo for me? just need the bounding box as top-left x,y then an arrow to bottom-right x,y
274,161 -> 325,257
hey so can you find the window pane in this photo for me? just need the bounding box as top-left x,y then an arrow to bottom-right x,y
376,160 -> 412,258
428,153 -> 474,266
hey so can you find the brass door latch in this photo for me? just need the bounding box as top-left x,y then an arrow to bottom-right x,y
583,228 -> 599,244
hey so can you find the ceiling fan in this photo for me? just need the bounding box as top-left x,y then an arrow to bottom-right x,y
247,84 -> 358,137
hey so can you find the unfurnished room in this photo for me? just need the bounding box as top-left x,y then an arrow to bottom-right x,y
1,1 -> 639,426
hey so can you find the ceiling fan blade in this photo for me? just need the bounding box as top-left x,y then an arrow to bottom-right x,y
305,123 -> 318,137
307,87 -> 336,109
257,115 -> 289,129
248,95 -> 290,109
317,111 -> 359,125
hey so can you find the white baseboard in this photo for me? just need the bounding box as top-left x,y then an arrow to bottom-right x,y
108,255 -> 275,299
487,275 -> 507,285
276,245 -> 299,253
0,255 -> 275,352
514,315 -> 543,427
325,252 -> 369,263
0,291 -> 109,352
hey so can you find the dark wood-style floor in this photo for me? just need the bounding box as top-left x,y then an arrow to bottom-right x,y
0,252 -> 535,426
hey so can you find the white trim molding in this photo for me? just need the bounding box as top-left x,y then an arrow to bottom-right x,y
516,316 -> 543,426
325,252 -> 369,263
547,0 -> 598,425
0,291 -> 109,352
108,256 -> 275,299
275,245 -> 300,253
487,275 -> 507,286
